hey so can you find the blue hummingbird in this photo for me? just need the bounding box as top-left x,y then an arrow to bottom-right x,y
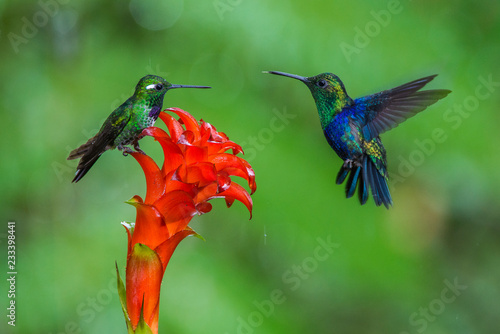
265,71 -> 451,208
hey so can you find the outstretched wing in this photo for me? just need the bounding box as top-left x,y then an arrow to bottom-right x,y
356,75 -> 451,142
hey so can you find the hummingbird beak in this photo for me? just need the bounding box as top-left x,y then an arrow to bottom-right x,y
263,71 -> 309,83
169,84 -> 211,89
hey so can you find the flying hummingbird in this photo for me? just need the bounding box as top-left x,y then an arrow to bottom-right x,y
265,71 -> 451,208
67,75 -> 210,183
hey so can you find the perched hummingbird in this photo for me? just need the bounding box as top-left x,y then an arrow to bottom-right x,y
265,71 -> 451,208
67,75 -> 210,182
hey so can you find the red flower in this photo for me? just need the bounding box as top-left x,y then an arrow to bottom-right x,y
116,108 -> 256,333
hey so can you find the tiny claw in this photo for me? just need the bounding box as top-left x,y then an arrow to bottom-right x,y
133,141 -> 146,155
343,159 -> 354,169
343,159 -> 362,169
119,146 -> 135,156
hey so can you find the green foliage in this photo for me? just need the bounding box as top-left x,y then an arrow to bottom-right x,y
116,263 -> 133,333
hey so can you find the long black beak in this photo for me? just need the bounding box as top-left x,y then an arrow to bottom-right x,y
169,84 -> 211,89
263,71 -> 308,83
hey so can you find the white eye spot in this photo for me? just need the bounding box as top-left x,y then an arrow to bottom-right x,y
146,83 -> 164,91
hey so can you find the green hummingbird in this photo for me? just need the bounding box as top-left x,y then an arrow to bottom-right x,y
265,71 -> 451,208
67,75 -> 210,182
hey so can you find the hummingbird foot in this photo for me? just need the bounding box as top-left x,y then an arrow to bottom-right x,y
133,140 -> 146,155
120,147 -> 134,156
343,159 -> 362,169
117,144 -> 136,156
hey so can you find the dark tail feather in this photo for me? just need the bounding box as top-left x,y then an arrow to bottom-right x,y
337,156 -> 392,208
363,156 -> 392,209
71,153 -> 101,182
345,165 -> 361,198
67,139 -> 102,183
67,136 -> 97,160
358,158 -> 369,205
336,165 -> 349,185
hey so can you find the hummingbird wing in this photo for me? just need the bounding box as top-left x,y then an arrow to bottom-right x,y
357,75 -> 451,142
69,108 -> 131,182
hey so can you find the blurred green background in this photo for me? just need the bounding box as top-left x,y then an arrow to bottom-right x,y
1,0 -> 499,333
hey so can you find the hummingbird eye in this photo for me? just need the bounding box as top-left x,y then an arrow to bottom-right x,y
317,79 -> 328,88
145,83 -> 164,91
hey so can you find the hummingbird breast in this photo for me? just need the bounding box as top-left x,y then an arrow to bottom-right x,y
324,111 -> 364,161
137,104 -> 159,128
114,105 -> 159,147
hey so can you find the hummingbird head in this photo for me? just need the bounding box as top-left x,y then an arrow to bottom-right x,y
134,75 -> 211,107
265,71 -> 353,128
